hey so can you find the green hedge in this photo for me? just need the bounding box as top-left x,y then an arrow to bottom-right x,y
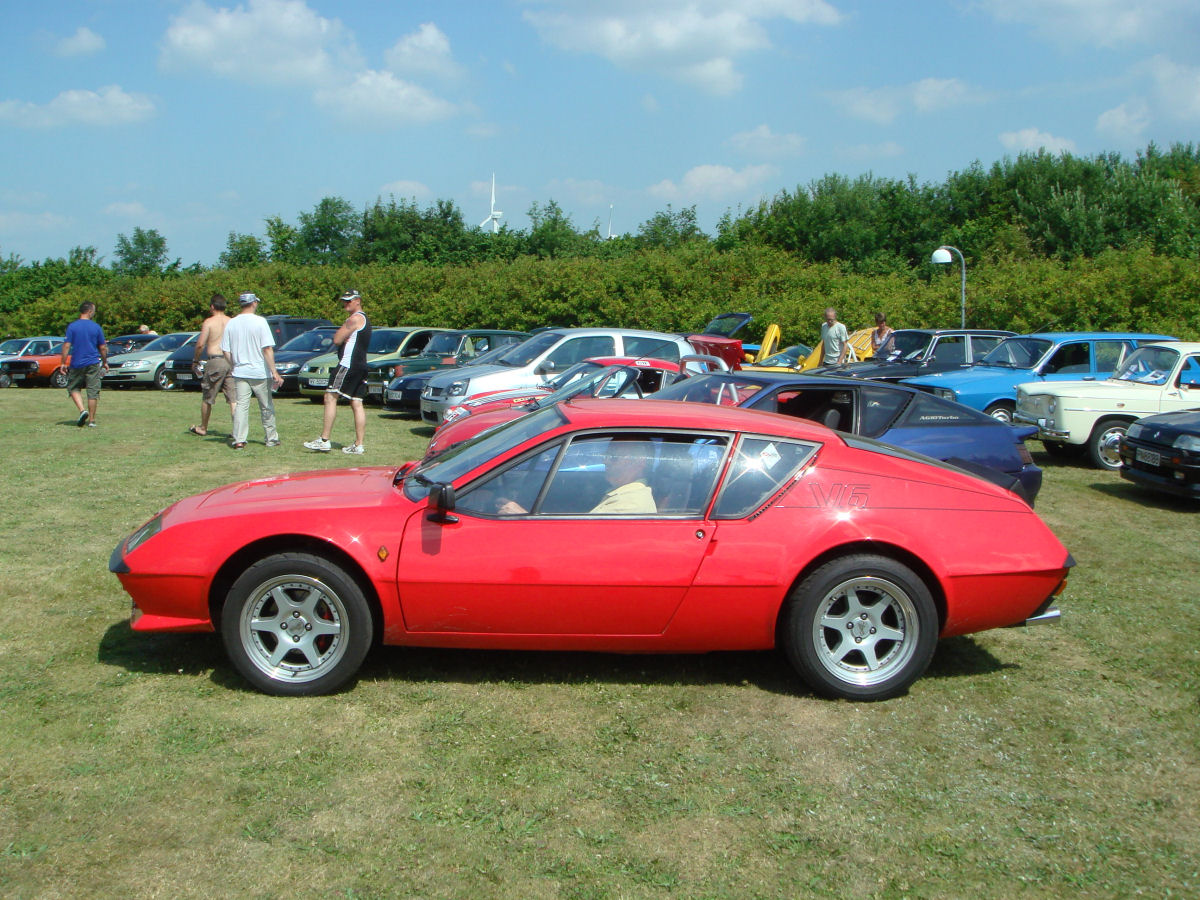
3,245 -> 1197,345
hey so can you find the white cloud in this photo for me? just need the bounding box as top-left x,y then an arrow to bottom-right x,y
1142,55 -> 1200,120
0,86 -> 155,128
728,124 -> 806,158
829,78 -> 977,124
104,201 -> 150,218
160,0 -> 363,87
385,23 -> 462,80
523,0 -> 841,96
648,163 -> 778,201
999,127 -> 1077,154
380,180 -> 431,198
314,70 -> 457,126
0,211 -> 70,233
1096,100 -> 1151,141
55,26 -> 105,58
973,0 -> 1196,49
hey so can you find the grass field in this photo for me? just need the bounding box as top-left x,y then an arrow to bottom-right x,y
1,386 -> 1197,899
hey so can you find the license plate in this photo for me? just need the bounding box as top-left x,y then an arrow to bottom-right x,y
12,374 -> 24,380
1136,447 -> 1161,466
367,384 -> 382,395
308,378 -> 328,388
175,373 -> 193,381
387,390 -> 403,400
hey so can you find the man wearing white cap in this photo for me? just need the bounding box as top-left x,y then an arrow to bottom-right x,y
304,289 -> 371,454
220,291 -> 283,449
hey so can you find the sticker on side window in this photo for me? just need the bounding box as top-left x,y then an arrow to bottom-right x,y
759,442 -> 782,469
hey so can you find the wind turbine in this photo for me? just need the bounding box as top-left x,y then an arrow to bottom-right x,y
480,173 -> 503,233
606,204 -> 614,240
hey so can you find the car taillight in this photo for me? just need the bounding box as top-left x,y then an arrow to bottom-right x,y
1018,444 -> 1034,465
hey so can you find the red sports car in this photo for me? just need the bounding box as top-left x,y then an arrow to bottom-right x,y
111,400 -> 1070,701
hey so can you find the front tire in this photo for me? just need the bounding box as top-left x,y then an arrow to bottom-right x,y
221,553 -> 373,696
1087,418 -> 1129,471
154,365 -> 174,390
49,369 -> 69,389
782,555 -> 938,701
984,402 -> 1014,423
0,372 -> 11,389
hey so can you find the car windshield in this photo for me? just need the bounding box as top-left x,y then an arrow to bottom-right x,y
0,340 -> 27,354
422,332 -> 463,356
654,373 -> 765,406
280,330 -> 334,352
1112,346 -> 1180,385
756,345 -> 809,367
546,360 -> 605,390
368,330 -> 413,355
494,332 -> 560,367
702,314 -> 750,337
144,333 -> 192,352
880,330 -> 933,361
404,405 -> 567,499
979,337 -> 1052,369
530,366 -> 629,408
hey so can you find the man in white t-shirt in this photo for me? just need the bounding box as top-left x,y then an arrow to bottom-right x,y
220,292 -> 284,449
820,307 -> 850,366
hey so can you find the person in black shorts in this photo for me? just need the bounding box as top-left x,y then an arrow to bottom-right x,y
304,289 -> 372,454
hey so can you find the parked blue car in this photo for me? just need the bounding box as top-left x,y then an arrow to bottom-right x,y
653,371 -> 1043,504
903,332 -> 1176,422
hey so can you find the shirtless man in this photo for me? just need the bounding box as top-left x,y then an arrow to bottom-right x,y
189,293 -> 234,436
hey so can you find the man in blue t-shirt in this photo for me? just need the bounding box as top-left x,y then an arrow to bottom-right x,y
59,301 -> 108,427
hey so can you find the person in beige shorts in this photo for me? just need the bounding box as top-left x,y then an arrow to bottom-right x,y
189,293 -> 235,436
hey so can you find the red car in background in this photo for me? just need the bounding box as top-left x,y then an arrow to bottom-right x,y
0,336 -> 67,388
112,400 -> 1070,702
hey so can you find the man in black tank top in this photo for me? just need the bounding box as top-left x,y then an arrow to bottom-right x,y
304,289 -> 372,454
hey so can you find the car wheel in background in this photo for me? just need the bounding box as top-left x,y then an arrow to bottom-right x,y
0,372 -> 11,389
221,553 -> 373,696
984,401 -> 1014,423
1088,418 -> 1129,471
782,554 -> 937,701
154,365 -> 174,390
49,369 -> 69,389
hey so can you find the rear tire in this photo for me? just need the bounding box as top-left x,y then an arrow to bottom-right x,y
984,402 -> 1014,423
0,373 -> 11,389
1087,418 -> 1129,471
782,554 -> 938,701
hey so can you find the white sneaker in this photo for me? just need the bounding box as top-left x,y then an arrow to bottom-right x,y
303,437 -> 331,452
342,443 -> 365,455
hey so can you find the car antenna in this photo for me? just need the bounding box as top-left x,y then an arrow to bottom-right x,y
1030,319 -> 1059,334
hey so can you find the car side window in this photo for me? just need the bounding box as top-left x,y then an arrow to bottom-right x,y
858,385 -> 908,437
402,331 -> 438,357
546,336 -> 616,369
1095,341 -> 1131,373
770,389 -> 852,431
970,335 -> 1003,359
623,336 -> 681,361
1180,356 -> 1200,388
712,436 -> 819,519
898,392 -> 982,426
929,336 -> 965,365
457,444 -> 564,517
1042,342 -> 1091,375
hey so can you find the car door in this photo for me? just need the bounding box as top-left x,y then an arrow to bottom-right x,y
394,431 -> 728,636
1161,354 -> 1200,414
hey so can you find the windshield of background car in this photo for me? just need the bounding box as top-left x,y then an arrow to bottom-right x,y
495,332 -> 561,367
423,332 -> 463,356
280,330 -> 334,352
979,337 -> 1052,369
701,313 -> 750,337
144,333 -> 192,352
757,345 -> 807,367
1113,346 -> 1181,385
404,405 -> 567,500
0,340 -> 25,354
547,361 -> 604,390
535,366 -> 622,406
712,436 -> 819,518
623,336 -> 681,360
883,331 -> 932,360
654,374 -> 765,407
368,330 -> 412,355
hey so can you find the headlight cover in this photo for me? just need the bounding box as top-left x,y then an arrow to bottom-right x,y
1174,434 -> 1200,452
125,514 -> 163,555
447,381 -> 468,397
1125,422 -> 1144,440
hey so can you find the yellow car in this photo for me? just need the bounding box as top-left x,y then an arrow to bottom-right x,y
745,327 -> 875,372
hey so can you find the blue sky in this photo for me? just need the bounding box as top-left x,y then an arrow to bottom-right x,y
2,0 -> 1198,267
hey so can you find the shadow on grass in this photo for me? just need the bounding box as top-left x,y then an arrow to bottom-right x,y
98,621 -> 1011,697
1088,479 -> 1199,512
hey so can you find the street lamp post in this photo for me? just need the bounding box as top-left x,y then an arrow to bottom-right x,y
931,245 -> 966,328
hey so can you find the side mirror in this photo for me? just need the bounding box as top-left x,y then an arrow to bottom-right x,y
426,482 -> 459,524
536,360 -> 556,375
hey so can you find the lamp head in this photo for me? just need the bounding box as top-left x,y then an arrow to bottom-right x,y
931,247 -> 953,265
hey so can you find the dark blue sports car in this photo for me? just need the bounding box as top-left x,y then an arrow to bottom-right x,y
1119,408 -> 1200,499
653,371 -> 1042,504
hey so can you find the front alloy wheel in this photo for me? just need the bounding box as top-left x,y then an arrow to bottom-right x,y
1088,419 -> 1128,471
154,365 -> 174,390
222,553 -> 372,696
783,555 -> 937,701
49,369 -> 69,389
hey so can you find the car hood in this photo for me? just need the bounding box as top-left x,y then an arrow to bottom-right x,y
192,467 -> 399,515
1135,408 -> 1200,432
906,366 -> 1029,389
1018,379 -> 1157,401
110,349 -> 172,363
275,349 -> 325,364
427,364 -> 510,387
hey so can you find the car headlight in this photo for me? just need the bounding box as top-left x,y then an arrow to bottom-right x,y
124,360 -> 151,371
1174,434 -> 1200,452
421,386 -> 434,399
933,388 -> 956,401
276,362 -> 299,374
125,514 -> 163,554
447,381 -> 468,397
1125,422 -> 1144,440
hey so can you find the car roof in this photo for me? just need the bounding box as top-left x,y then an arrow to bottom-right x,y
558,397 -> 837,440
693,369 -> 921,394
892,328 -> 1015,337
1007,332 -> 1177,341
584,356 -> 682,371
1142,340 -> 1200,353
541,327 -> 687,339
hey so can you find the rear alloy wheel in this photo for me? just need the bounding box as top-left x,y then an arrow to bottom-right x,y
154,365 -> 174,390
783,555 -> 938,701
0,372 -> 11,389
984,402 -> 1015,423
49,369 -> 69,389
1087,418 -> 1129,471
222,553 -> 373,696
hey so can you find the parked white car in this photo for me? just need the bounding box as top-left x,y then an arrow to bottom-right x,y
1014,341 -> 1200,470
420,328 -> 699,425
